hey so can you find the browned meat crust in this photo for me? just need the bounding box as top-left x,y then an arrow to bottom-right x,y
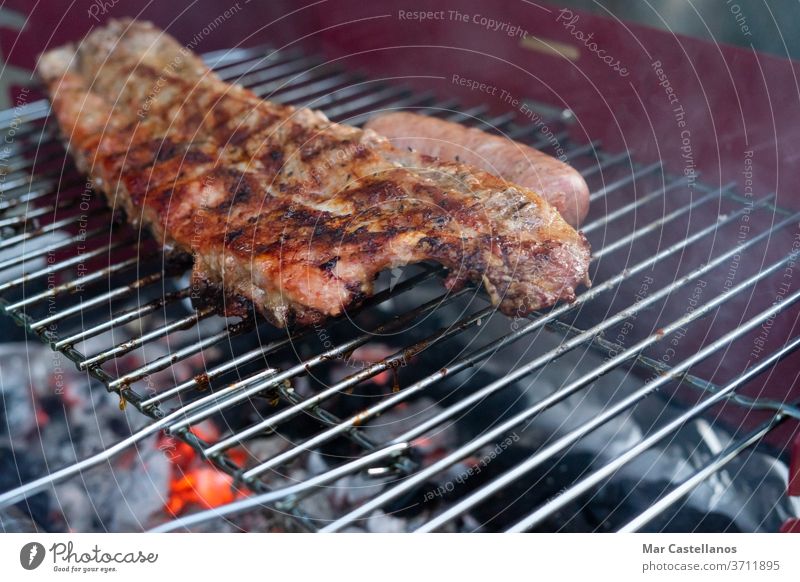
37,19 -> 590,328
365,112 -> 591,228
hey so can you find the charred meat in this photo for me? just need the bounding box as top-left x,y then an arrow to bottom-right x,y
37,19 -> 590,327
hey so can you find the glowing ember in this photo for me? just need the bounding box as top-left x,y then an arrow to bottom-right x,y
346,344 -> 411,389
166,467 -> 238,515
161,423 -> 246,516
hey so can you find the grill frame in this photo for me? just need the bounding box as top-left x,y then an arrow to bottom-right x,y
0,42 -> 799,533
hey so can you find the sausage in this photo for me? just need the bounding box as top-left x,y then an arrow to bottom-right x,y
364,111 -> 590,227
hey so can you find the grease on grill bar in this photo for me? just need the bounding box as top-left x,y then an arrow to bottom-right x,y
0,43 -> 799,533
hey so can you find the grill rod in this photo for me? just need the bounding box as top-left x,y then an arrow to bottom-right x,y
319,214 -> 799,531
553,317 -> 800,421
0,176 -> 726,513
257,198 -> 784,477
0,208 -> 110,252
1,43 -> 792,532
0,135 -> 620,352
582,176 -> 687,234
619,414 -> 786,532
185,184 -> 747,457
410,259 -> 800,530
507,332 -> 800,532
0,44 -> 571,183
590,184 -> 731,260
0,268 -> 439,506
148,442 -> 411,533
154,267 -> 800,533
0,378 -> 256,508
53,287 -> 194,349
589,161 -> 660,202
203,304 -> 494,456
74,182 -> 769,507
138,267 -> 441,409
163,286 -> 477,434
414,273 -> 800,531
0,151 -> 680,512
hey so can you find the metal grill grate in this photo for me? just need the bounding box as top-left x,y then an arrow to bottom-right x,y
1,44 -> 799,533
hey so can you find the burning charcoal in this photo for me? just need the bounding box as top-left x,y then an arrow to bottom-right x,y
54,433 -> 172,531
0,445 -> 51,530
586,477 -> 741,533
238,435 -> 293,472
0,505 -> 41,532
5,29 -> 800,537
161,424 -> 249,520
0,344 -> 49,437
361,397 -> 455,451
53,482 -> 94,532
165,467 -> 238,516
